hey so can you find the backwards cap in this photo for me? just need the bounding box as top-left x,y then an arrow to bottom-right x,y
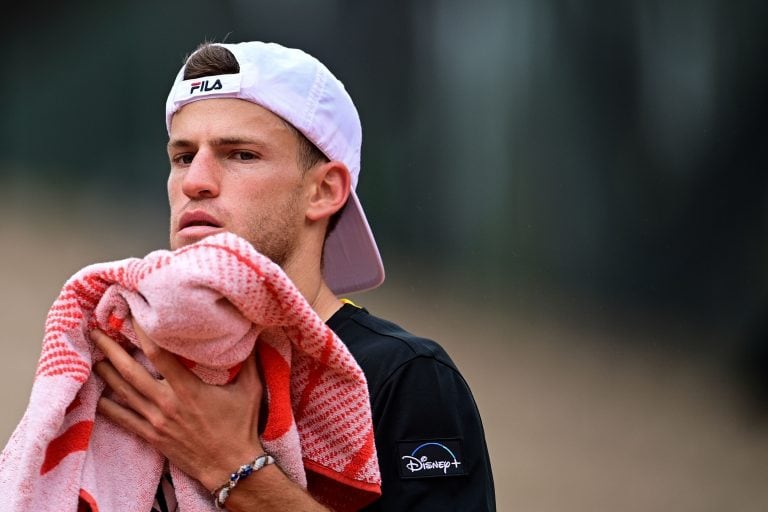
165,41 -> 384,295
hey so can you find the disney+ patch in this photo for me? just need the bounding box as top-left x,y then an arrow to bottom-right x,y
397,439 -> 465,478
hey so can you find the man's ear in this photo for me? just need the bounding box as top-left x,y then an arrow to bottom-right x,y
305,161 -> 351,222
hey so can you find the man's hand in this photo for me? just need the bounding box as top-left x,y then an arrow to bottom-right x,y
91,320 -> 329,511
91,319 -> 263,491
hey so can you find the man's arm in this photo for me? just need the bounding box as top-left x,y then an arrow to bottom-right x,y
90,321 -> 329,511
365,355 -> 496,511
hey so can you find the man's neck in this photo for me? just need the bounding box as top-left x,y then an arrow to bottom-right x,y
280,233 -> 343,322
308,284 -> 344,323
283,261 -> 343,322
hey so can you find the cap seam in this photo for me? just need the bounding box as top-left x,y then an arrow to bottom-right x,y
303,70 -> 324,161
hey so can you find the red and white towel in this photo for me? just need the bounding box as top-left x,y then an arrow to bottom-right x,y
0,232 -> 381,511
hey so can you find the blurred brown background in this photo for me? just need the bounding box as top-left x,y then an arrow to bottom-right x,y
3,1 -> 768,510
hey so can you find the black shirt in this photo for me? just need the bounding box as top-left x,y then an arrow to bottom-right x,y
327,303 -> 496,511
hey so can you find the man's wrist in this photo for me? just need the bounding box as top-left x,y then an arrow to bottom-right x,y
197,440 -> 266,492
222,464 -> 330,512
212,453 -> 276,509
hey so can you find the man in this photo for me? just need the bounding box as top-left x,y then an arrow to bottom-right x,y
91,41 -> 495,511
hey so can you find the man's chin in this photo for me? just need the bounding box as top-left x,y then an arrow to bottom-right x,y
172,226 -> 226,249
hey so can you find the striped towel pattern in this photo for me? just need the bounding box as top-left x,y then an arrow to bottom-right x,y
0,232 -> 381,511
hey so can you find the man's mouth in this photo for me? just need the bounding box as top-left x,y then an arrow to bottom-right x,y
178,211 -> 223,232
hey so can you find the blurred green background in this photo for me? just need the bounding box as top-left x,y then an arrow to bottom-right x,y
2,1 -> 768,510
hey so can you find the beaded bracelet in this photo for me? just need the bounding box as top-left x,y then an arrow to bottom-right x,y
213,453 -> 275,509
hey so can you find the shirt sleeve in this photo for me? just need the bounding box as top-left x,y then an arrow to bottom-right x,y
361,355 -> 496,511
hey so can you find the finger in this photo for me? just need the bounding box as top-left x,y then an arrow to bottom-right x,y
97,395 -> 158,444
230,350 -> 264,426
130,317 -> 199,395
230,348 -> 264,395
91,329 -> 164,399
93,359 -> 157,418
235,348 -> 259,384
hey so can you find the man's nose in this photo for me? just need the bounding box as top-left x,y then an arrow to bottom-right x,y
181,150 -> 221,199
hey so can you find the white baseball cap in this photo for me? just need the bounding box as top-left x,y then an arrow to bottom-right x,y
165,41 -> 384,295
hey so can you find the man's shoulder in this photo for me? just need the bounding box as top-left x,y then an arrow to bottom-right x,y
327,303 -> 457,388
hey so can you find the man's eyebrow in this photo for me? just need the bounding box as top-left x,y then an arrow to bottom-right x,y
167,139 -> 194,151
167,137 -> 268,150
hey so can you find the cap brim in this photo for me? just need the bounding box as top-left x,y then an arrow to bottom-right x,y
322,190 -> 385,295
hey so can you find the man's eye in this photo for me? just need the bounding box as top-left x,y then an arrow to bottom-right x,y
233,151 -> 258,161
172,154 -> 194,165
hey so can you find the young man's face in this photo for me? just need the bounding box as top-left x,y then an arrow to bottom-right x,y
167,98 -> 308,267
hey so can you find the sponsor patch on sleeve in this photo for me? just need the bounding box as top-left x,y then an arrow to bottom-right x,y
397,439 -> 466,478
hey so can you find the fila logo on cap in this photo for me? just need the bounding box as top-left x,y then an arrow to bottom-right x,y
189,79 -> 223,94
172,73 -> 242,104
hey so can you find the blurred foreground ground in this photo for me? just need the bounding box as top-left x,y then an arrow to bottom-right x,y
1,203 -> 767,511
